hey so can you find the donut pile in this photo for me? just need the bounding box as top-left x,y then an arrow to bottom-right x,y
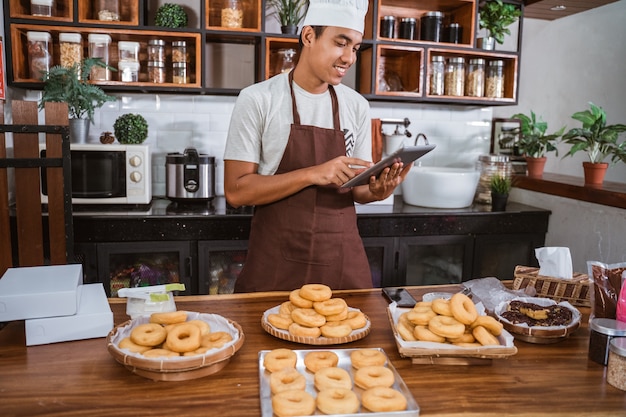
267,284 -> 368,339
263,348 -> 407,416
118,311 -> 233,358
396,293 -> 503,347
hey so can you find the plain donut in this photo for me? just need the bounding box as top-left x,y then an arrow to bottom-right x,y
263,348 -> 297,373
166,323 -> 201,353
350,349 -> 387,369
450,292 -> 478,325
316,388 -> 360,415
130,323 -> 167,347
149,310 -> 187,325
270,367 -> 306,395
271,389 -> 316,417
299,284 -> 332,302
361,387 -> 407,412
304,351 -> 339,373
354,365 -> 395,389
314,366 -> 352,391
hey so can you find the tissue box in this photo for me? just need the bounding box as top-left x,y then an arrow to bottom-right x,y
513,265 -> 591,307
25,283 -> 113,346
0,264 -> 83,321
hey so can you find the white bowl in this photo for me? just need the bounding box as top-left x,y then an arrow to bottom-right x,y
401,166 -> 480,209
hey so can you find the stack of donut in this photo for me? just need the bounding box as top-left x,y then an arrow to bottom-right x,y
266,284 -> 368,339
118,311 -> 233,358
264,348 -> 407,417
396,292 -> 503,347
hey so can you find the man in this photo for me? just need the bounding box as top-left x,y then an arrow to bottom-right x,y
223,0 -> 411,292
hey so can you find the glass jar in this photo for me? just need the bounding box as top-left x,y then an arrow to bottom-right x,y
444,57 -> 465,96
275,48 -> 296,75
117,41 -> 139,62
486,60 -> 505,98
27,31 -> 52,80
221,0 -> 243,28
474,154 -> 512,204
147,39 -> 166,64
379,15 -> 395,38
172,41 -> 188,64
607,338 -> 626,391
429,55 -> 445,96
96,0 -> 120,21
59,33 -> 82,73
147,61 -> 166,83
30,0 -> 54,17
118,61 -> 139,82
465,58 -> 485,97
88,34 -> 112,81
399,17 -> 417,40
588,318 -> 626,366
172,62 -> 188,84
420,11 -> 443,42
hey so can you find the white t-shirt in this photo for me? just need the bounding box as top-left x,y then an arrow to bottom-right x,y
224,72 -> 372,175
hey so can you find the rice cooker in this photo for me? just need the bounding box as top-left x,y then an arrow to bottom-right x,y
166,148 -> 215,202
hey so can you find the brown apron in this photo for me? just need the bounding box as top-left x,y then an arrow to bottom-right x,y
234,74 -> 372,292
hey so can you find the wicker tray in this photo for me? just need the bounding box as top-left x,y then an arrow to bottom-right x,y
261,306 -> 371,345
107,312 -> 245,381
513,265 -> 591,307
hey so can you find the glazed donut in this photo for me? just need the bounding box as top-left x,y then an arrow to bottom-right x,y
263,348 -> 297,373
431,298 -> 453,317
288,322 -> 322,338
320,321 -> 353,338
149,310 -> 187,325
270,367 -> 306,395
291,308 -> 326,328
342,310 -> 367,329
413,325 -> 446,343
313,298 -> 347,316
304,351 -> 339,373
187,319 -> 211,335
279,301 -> 297,316
350,349 -> 387,369
428,315 -> 466,339
130,323 -> 167,347
118,337 -> 152,353
316,388 -> 360,415
200,331 -> 233,349
299,284 -> 332,302
354,365 -> 395,389
470,315 -> 503,336
361,387 -> 407,412
447,332 -> 476,344
450,293 -> 478,325
142,348 -> 180,358
324,307 -> 349,322
396,319 -> 417,341
271,389 -> 316,417
267,313 -> 293,330
314,366 -> 353,391
472,325 -> 501,346
289,289 -> 314,309
407,304 -> 437,326
166,323 -> 201,353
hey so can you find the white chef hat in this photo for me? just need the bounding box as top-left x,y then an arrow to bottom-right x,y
302,0 -> 369,35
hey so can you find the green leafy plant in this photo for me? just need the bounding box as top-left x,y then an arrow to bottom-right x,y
562,102 -> 626,164
490,174 -> 512,195
39,58 -> 117,121
266,0 -> 308,27
113,113 -> 149,144
512,110 -> 565,158
479,0 -> 522,44
155,3 -> 188,28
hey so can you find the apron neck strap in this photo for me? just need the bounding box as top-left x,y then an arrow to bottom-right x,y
289,71 -> 341,129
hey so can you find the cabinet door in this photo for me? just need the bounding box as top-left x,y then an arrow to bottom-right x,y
197,240 -> 248,294
396,235 -> 474,287
472,233 -> 545,280
362,237 -> 395,288
97,241 -> 193,296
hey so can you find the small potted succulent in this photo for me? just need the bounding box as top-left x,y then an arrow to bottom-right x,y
478,0 -> 522,50
113,113 -> 149,144
266,0 -> 308,34
490,174 -> 511,211
154,3 -> 188,28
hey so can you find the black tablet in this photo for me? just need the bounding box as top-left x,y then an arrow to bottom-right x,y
341,144 -> 436,188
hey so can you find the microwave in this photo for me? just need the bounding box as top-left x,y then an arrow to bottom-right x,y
40,144 -> 152,205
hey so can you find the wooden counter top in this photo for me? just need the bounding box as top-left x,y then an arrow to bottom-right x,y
1,285 -> 624,416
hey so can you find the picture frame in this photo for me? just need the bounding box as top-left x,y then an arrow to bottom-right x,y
490,118 -> 521,155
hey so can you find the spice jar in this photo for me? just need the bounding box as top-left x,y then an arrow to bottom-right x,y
27,31 -> 52,80
444,57 -> 465,96
588,318 -> 626,366
607,338 -> 626,391
96,0 -> 119,21
399,17 -> 417,40
147,61 -> 166,83
147,39 -> 166,64
486,60 -> 505,98
429,55 -> 445,96
465,58 -> 485,97
88,34 -> 112,81
474,154 -> 512,204
59,33 -> 82,73
30,0 -> 54,17
420,11 -> 443,42
172,62 -> 188,84
221,0 -> 243,28
172,41 -> 188,64
379,16 -> 395,38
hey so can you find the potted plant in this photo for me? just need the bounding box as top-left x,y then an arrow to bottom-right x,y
113,113 -> 149,144
490,174 -> 511,211
39,58 -> 117,143
511,110 -> 565,178
154,3 -> 188,28
562,102 -> 626,186
266,0 -> 308,34
478,0 -> 522,50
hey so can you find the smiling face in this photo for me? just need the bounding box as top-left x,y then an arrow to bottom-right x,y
293,25 -> 363,94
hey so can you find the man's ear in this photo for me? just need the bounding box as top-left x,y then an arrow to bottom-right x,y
300,26 -> 315,47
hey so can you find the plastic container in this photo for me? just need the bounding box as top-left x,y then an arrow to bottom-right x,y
486,60 -> 505,98
172,62 -> 188,84
429,55 -> 445,96
147,39 -> 166,64
30,0 -> 54,17
27,31 -> 52,80
118,61 -> 139,82
420,11 -> 443,42
59,33 -> 83,72
444,56 -> 465,96
118,41 -> 139,62
379,16 -> 395,38
88,34 -> 112,81
147,61 -> 166,83
221,0 -> 243,28
588,318 -> 626,366
172,41 -> 188,64
608,338 -> 626,391
399,17 -> 417,40
474,154 -> 512,204
96,0 -> 120,21
465,58 -> 485,97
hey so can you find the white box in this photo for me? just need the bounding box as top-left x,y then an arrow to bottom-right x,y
25,284 -> 113,346
0,264 -> 83,321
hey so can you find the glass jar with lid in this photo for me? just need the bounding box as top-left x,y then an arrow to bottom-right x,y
88,34 -> 112,81
96,0 -> 120,21
474,154 -> 512,204
399,17 -> 417,40
420,11 -> 443,42
27,31 -> 52,80
172,62 -> 188,84
429,55 -> 445,96
221,0 -> 243,28
465,58 -> 485,97
147,61 -> 166,84
486,60 -> 505,98
147,39 -> 166,65
274,49 -> 296,76
172,41 -> 188,64
59,33 -> 82,74
444,57 -> 465,96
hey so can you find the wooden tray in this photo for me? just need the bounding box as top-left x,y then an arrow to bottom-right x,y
261,306 -> 371,345
107,312 -> 245,381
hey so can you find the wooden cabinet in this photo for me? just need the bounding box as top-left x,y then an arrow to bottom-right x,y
3,0 -> 522,105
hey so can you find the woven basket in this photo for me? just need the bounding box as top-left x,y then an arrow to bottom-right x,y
512,265 -> 591,307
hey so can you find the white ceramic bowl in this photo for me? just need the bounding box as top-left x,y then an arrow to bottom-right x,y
401,166 -> 480,209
